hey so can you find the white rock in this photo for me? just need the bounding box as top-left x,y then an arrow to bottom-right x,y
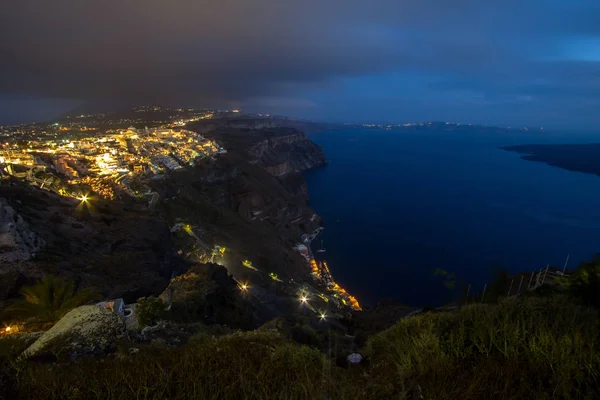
22,305 -> 122,358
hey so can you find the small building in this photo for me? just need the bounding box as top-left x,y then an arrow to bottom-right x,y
293,244 -> 310,258
96,298 -> 137,329
96,298 -> 125,316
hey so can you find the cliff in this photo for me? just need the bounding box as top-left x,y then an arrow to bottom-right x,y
188,123 -> 327,176
246,130 -> 327,176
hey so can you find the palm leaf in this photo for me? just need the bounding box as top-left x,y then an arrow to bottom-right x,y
5,276 -> 99,323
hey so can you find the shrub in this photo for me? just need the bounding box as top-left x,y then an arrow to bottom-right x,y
290,324 -> 321,347
135,297 -> 165,327
560,255 -> 600,308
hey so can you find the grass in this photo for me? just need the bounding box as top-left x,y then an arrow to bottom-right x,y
7,331 -> 341,400
2,295 -> 599,399
364,295 -> 600,399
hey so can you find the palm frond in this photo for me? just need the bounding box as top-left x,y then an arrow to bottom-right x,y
7,276 -> 99,322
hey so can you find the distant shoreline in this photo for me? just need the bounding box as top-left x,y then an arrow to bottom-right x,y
502,143 -> 600,178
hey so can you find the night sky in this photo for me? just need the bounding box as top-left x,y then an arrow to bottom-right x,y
1,1 -> 599,129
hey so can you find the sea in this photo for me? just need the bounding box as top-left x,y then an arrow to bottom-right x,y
304,127 -> 600,307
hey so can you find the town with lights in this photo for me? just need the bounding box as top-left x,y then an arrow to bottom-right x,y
0,108 -> 227,201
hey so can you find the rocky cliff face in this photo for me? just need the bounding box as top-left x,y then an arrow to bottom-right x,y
247,131 -> 326,176
188,124 -> 327,176
149,154 -> 322,283
0,199 -> 45,263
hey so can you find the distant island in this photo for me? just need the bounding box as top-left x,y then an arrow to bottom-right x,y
502,143 -> 600,178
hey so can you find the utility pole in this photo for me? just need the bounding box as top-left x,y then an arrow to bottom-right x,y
465,284 -> 471,305
516,275 -> 524,296
527,271 -> 534,290
542,264 -> 549,285
481,283 -> 487,302
507,278 -> 514,298
534,267 -> 544,289
562,254 -> 570,274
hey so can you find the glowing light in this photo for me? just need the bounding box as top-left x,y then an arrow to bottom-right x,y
300,296 -> 308,304
240,283 -> 249,291
269,272 -> 282,282
79,195 -> 88,202
242,260 -> 258,271
5,326 -> 11,332
320,313 -> 327,321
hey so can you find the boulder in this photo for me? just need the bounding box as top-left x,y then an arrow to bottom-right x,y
0,198 -> 45,263
22,305 -> 122,359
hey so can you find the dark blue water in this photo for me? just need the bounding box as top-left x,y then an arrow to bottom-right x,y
304,128 -> 600,307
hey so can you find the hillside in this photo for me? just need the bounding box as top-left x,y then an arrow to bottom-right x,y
0,118 -> 348,330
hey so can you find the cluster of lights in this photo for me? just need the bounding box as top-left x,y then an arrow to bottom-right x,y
1,123 -> 226,202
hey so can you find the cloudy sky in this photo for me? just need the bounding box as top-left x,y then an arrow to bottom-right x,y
1,0 -> 599,129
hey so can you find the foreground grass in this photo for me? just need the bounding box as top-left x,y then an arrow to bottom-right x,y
3,295 -> 600,399
6,331 -> 354,400
365,295 -> 600,399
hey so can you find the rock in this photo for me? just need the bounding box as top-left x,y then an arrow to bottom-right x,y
347,353 -> 363,364
0,198 -> 45,263
160,263 -> 231,304
141,322 -> 162,338
22,305 -> 122,359
128,347 -> 139,354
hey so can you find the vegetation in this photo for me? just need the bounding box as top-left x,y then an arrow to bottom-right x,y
559,254 -> 600,308
2,295 -> 599,399
7,332 -> 346,399
4,276 -> 97,325
135,296 -> 166,327
365,295 -> 599,399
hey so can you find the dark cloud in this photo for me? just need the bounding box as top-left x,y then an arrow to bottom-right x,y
1,0 -> 600,127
